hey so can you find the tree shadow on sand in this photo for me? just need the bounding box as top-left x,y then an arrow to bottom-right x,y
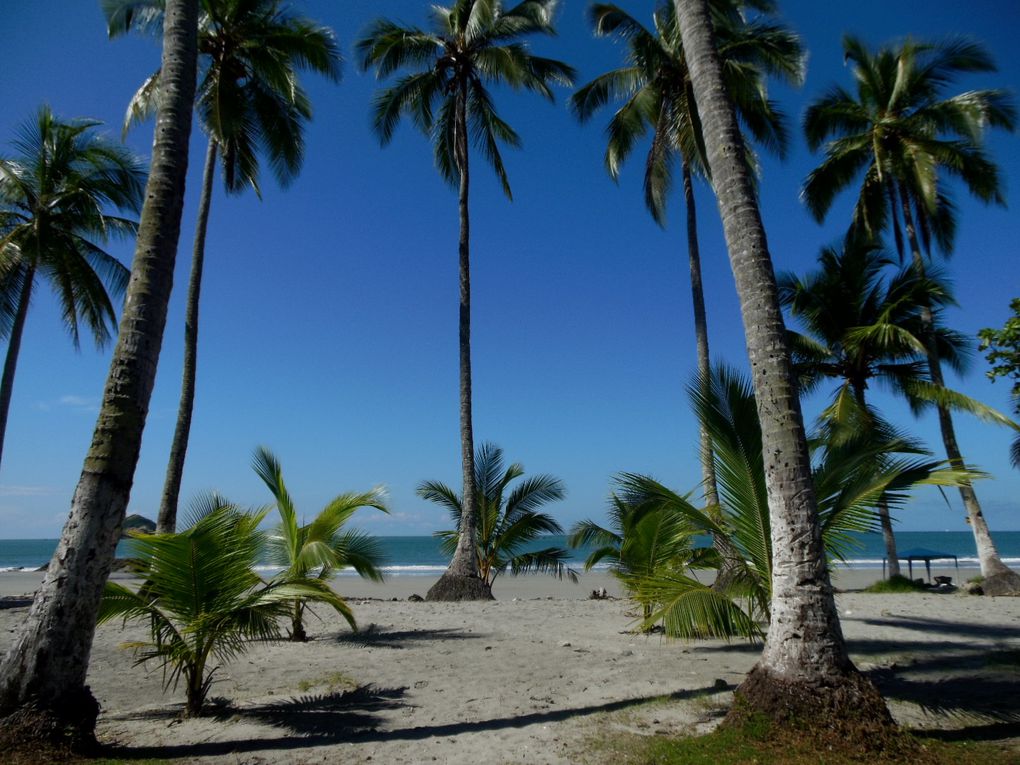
865,646 -> 1020,743
333,623 -> 485,649
99,682 -> 730,760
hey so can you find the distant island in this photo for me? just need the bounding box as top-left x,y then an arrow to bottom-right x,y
121,515 -> 156,537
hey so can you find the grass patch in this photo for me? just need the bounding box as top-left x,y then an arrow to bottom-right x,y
296,671 -> 358,693
590,717 -> 1020,765
864,575 -> 926,593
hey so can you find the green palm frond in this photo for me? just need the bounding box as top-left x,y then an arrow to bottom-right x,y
358,0 -> 574,194
421,441 -> 570,586
253,447 -> 388,639
574,0 -> 803,223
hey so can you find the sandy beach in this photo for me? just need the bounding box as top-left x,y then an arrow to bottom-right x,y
2,567 -> 1018,763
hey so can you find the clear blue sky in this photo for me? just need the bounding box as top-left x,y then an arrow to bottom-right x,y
1,0 -> 1018,538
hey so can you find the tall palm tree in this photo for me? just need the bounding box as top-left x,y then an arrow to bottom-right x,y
571,1 -> 803,512
672,0 -> 890,729
420,442 -> 576,594
802,35 -> 1020,592
0,0 -> 199,748
778,240 -> 971,576
358,0 -> 575,600
104,0 -> 342,533
0,107 -> 145,474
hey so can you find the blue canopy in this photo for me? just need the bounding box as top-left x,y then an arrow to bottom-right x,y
884,548 -> 958,582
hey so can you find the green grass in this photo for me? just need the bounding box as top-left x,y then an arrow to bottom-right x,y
864,575 -> 927,593
589,717 -> 1020,765
296,670 -> 358,693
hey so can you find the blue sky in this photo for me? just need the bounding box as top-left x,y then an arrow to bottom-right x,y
1,0 -> 1018,539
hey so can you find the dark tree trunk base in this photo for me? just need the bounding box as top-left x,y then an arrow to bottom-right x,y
0,688 -> 100,756
982,570 -> 1020,597
425,572 -> 493,602
725,665 -> 894,745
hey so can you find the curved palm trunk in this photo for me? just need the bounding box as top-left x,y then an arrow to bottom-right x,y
427,81 -> 490,602
674,0 -> 890,727
0,0 -> 199,746
158,140 -> 218,533
896,185 -> 1019,589
0,265 -> 35,474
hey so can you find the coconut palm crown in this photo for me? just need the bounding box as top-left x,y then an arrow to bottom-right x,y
357,0 -> 576,199
802,35 -> 1015,259
0,106 -> 144,473
420,442 -> 577,590
571,0 -> 803,224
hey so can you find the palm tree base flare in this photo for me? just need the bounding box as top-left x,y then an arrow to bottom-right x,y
982,570 -> 1020,597
0,689 -> 100,756
425,572 -> 493,601
725,665 -> 893,742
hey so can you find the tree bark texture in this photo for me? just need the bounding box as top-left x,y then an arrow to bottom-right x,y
896,185 -> 1019,589
0,0 -> 199,744
0,265 -> 35,475
673,0 -> 890,726
427,79 -> 490,601
157,140 -> 218,534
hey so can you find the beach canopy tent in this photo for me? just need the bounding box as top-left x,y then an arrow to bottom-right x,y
884,548 -> 959,582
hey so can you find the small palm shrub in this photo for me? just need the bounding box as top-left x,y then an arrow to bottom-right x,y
421,442 -> 577,592
254,446 -> 388,641
99,498 -> 352,716
571,367 -> 970,639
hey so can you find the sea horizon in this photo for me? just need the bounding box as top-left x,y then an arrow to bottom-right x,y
3,531 -> 1019,575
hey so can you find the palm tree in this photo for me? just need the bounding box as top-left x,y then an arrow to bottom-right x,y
672,0 -> 890,729
0,107 -> 145,474
778,240 -> 976,576
104,0 -> 342,534
358,0 -> 575,600
572,1 -> 803,512
252,446 -> 387,641
570,487 -> 722,626
0,0 -> 199,748
420,442 -> 576,594
100,499 -> 353,716
802,35 -> 1020,592
575,367 -> 966,640
979,298 -> 1020,468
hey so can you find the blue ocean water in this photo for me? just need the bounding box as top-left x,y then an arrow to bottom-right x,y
1,532 -> 1018,574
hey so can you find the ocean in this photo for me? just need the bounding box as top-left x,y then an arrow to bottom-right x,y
1,532 -> 1019,575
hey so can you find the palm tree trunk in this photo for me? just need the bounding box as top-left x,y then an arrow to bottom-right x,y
0,265 -> 35,474
674,0 -> 890,728
427,80 -> 490,601
290,600 -> 307,642
852,384 -> 900,579
157,140 -> 218,534
895,184 -> 1019,590
878,498 -> 900,578
0,0 -> 199,747
683,161 -> 719,508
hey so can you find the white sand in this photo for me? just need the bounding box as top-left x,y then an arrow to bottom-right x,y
2,567 -> 1018,763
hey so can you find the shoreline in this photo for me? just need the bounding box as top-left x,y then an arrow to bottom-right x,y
0,564 -> 980,601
